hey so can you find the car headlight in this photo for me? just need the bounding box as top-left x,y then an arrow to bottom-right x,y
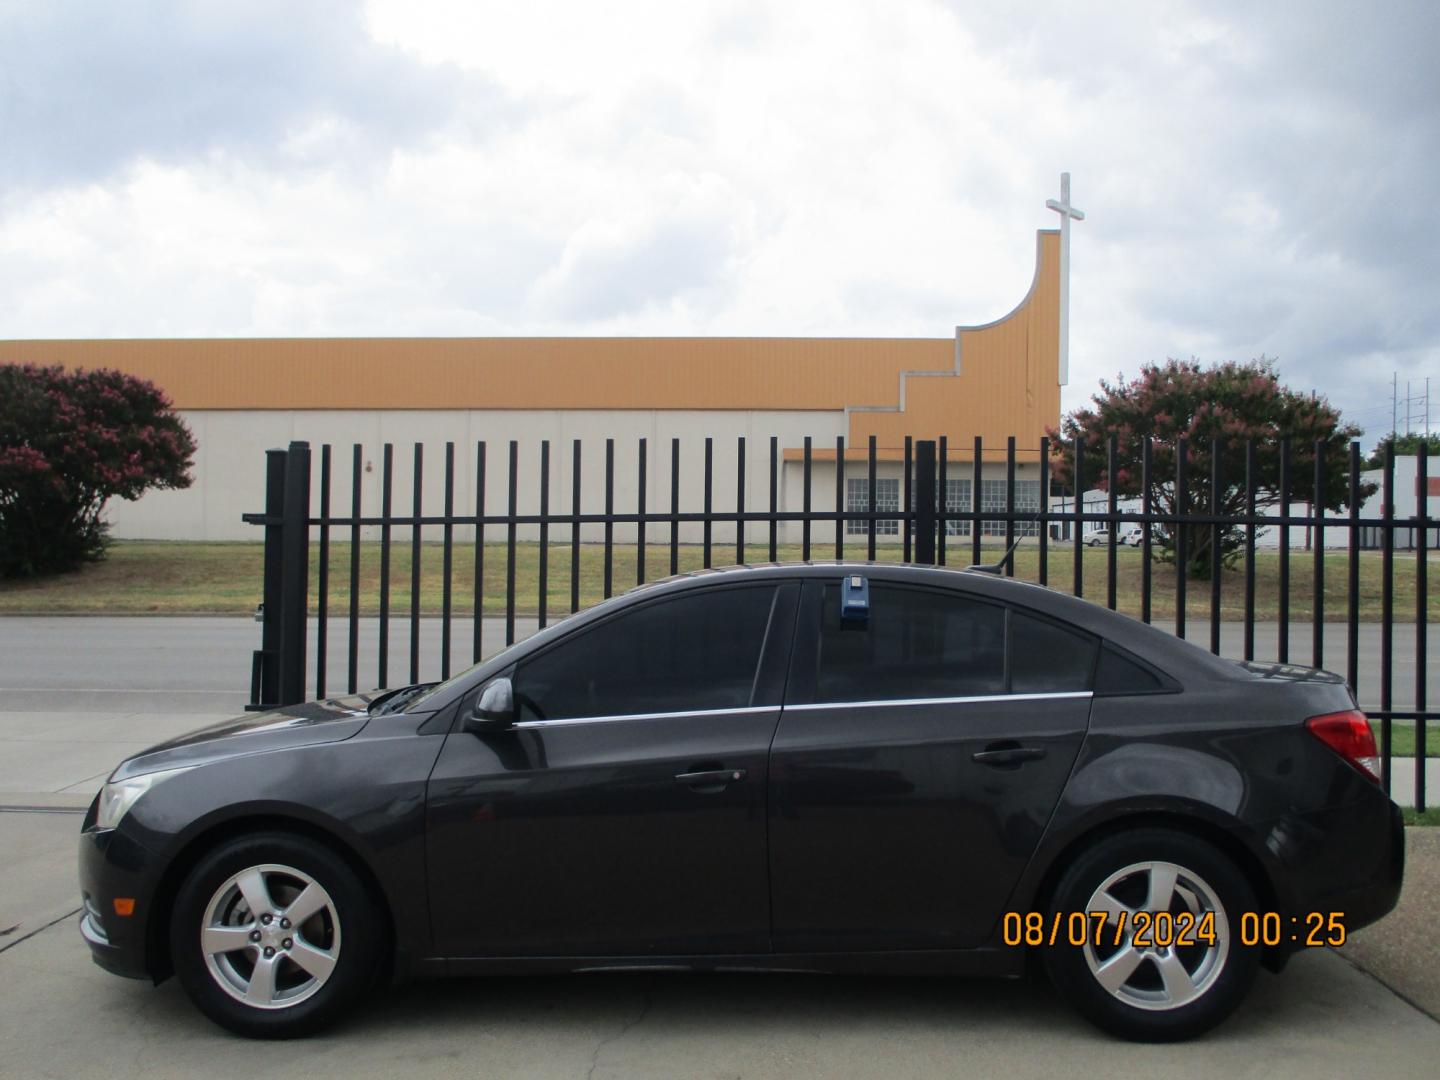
96,767 -> 192,830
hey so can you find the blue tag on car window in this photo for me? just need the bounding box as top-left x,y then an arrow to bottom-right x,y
840,574 -> 870,623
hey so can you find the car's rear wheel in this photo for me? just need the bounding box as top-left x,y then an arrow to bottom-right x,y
1043,828 -> 1260,1041
170,832 -> 381,1038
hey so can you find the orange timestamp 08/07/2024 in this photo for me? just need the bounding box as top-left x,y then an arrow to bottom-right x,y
1001,909 -> 1348,949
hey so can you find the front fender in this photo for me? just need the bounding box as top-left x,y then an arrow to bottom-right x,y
118,727 -> 444,969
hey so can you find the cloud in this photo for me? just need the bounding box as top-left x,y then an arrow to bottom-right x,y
0,0 -> 483,191
0,0 -> 1436,444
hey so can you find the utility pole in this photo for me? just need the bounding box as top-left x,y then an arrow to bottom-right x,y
1393,372 -> 1398,439
1407,379 -> 1412,437
1426,377 -> 1431,439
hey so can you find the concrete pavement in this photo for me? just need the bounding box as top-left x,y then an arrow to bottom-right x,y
0,710 -> 235,802
0,805 -> 1437,1079
1346,827 -> 1440,1021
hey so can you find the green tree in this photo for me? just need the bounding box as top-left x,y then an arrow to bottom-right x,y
0,364 -> 196,578
1048,358 -> 1370,578
1365,432 -> 1437,469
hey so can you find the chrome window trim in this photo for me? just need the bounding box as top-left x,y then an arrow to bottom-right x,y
785,691 -> 1093,712
509,691 -> 1093,728
513,705 -> 779,729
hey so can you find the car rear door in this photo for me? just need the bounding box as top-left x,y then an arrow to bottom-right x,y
768,578 -> 1095,952
426,580 -> 798,958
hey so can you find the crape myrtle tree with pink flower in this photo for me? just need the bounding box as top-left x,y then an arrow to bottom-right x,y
1048,358 -> 1371,579
0,364 -> 196,578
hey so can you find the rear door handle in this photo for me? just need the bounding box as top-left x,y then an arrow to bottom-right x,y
972,745 -> 1046,767
674,768 -> 747,787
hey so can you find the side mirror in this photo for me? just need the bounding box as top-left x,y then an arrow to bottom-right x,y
466,677 -> 516,733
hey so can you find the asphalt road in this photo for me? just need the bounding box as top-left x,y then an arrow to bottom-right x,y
1,614 -> 1437,713
2,812 -> 1438,1080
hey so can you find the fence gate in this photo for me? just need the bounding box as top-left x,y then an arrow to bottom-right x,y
245,434 -> 1435,811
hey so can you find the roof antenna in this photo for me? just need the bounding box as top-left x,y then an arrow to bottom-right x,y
966,506 -> 1048,576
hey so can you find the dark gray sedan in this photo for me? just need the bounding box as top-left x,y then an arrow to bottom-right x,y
78,562 -> 1403,1041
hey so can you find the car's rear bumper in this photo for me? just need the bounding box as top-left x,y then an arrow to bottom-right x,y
1326,796 -> 1405,932
1266,789 -> 1404,949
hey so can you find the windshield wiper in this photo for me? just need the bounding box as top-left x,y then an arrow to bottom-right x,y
366,683 -> 437,715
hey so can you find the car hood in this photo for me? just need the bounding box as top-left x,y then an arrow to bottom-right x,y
110,695 -> 374,781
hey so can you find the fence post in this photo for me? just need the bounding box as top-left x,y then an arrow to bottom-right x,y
277,441 -> 311,706
915,440 -> 937,564
249,447 -> 289,709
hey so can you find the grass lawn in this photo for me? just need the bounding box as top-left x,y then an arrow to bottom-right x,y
1373,722 -> 1439,759
3,539 -> 1437,623
1402,807 -> 1440,826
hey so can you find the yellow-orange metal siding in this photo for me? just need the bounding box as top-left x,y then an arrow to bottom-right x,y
0,231 -> 1061,450
0,335 -> 948,412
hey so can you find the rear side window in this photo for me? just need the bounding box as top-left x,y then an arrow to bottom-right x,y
1093,645 -> 1167,695
515,585 -> 778,720
815,584 -> 1007,703
1009,611 -> 1098,694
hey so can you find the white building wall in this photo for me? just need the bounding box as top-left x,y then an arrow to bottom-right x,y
106,409 -> 853,542
105,408 -> 1046,546
1070,456 -> 1440,551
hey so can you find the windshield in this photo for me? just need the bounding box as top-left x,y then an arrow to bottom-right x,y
397,661 -> 486,712
398,608 -> 587,712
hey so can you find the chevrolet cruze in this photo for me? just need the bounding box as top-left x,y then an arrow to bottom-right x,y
79,562 -> 1403,1041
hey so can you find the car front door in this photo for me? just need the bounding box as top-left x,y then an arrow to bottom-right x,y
768,578 -> 1096,952
426,581 -> 798,958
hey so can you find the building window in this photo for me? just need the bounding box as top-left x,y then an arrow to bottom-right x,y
979,479 -> 1042,536
908,478 -> 973,536
942,478 -> 971,537
844,475 -> 1042,539
846,477 -> 900,535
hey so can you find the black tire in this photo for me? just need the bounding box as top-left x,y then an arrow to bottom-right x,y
1043,828 -> 1260,1042
169,832 -> 383,1038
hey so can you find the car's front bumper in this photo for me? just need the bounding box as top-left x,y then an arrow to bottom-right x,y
77,799 -> 165,981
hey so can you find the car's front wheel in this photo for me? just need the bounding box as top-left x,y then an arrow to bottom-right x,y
1043,828 -> 1260,1041
169,832 -> 382,1038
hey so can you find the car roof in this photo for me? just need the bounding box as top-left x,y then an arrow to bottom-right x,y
618,561 -> 1242,682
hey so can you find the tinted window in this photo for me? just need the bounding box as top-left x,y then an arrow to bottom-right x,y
815,584 -> 1006,703
1009,611 -> 1097,693
515,585 -> 777,720
1094,645 -> 1166,695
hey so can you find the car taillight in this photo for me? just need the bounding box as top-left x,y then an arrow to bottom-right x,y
1305,710 -> 1380,783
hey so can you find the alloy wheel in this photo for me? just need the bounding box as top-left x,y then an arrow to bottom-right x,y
1081,860 -> 1230,1012
200,862 -> 342,1010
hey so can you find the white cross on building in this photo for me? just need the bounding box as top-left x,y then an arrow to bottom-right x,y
1045,172 -> 1084,387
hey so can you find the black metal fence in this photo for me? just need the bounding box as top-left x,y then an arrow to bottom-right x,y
244,434 -> 1434,810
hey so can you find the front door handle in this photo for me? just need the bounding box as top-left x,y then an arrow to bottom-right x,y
972,744 -> 1046,767
674,768 -> 747,788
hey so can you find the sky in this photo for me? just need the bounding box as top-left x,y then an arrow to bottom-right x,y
2,0 -> 1436,443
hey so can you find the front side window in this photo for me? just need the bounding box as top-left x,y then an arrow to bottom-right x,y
514,585 -> 778,721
